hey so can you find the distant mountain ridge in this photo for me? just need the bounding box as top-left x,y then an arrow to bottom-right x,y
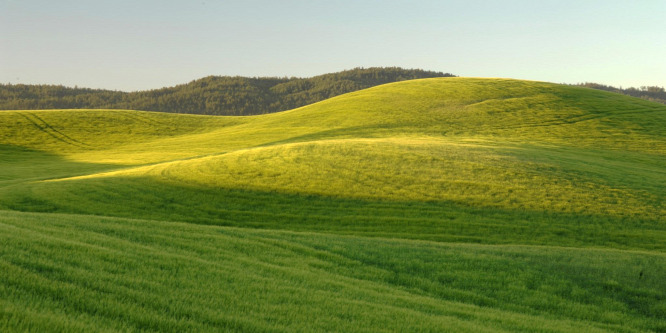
0,67 -> 455,115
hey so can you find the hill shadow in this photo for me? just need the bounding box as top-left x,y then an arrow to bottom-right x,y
0,144 -> 122,185
2,173 -> 663,251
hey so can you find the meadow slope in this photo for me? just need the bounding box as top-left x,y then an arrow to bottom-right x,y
2,210 -> 664,332
1,78 -> 665,331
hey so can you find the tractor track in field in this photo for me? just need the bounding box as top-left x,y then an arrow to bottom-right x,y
119,111 -> 171,127
18,112 -> 90,148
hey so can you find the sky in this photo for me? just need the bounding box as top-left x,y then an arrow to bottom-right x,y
1,0 -> 665,91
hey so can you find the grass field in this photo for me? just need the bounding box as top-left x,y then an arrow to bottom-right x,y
1,78 -> 665,331
2,210 -> 665,332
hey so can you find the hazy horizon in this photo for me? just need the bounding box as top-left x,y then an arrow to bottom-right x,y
2,0 -> 665,91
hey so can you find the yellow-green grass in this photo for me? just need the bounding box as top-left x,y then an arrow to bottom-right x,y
2,210 -> 664,332
2,78 -> 665,163
51,137 -> 662,217
1,78 -> 666,331
1,78 -> 665,238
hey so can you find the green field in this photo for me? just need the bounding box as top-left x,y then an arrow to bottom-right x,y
1,78 -> 665,332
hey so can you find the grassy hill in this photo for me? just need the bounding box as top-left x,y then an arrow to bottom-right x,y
1,77 -> 665,332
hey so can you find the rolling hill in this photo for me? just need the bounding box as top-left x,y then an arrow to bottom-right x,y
1,77 -> 665,332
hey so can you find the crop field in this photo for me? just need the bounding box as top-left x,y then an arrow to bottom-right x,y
1,78 -> 665,332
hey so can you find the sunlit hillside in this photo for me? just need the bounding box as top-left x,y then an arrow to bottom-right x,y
2,78 -> 664,228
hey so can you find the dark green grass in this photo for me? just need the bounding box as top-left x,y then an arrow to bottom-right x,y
1,175 -> 663,252
0,145 -> 120,185
1,210 -> 664,332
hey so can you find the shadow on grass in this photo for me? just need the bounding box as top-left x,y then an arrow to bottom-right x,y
0,144 -> 121,185
1,173 -> 663,251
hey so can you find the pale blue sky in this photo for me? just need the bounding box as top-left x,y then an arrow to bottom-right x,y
1,0 -> 665,91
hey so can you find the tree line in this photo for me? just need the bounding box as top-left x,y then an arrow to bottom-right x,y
575,83 -> 666,105
0,67 -> 455,115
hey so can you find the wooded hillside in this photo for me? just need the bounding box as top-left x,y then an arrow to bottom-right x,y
0,67 -> 454,115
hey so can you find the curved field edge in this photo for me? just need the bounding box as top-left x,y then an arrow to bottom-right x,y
1,210 -> 664,333
1,173 -> 663,252
40,137 -> 665,219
